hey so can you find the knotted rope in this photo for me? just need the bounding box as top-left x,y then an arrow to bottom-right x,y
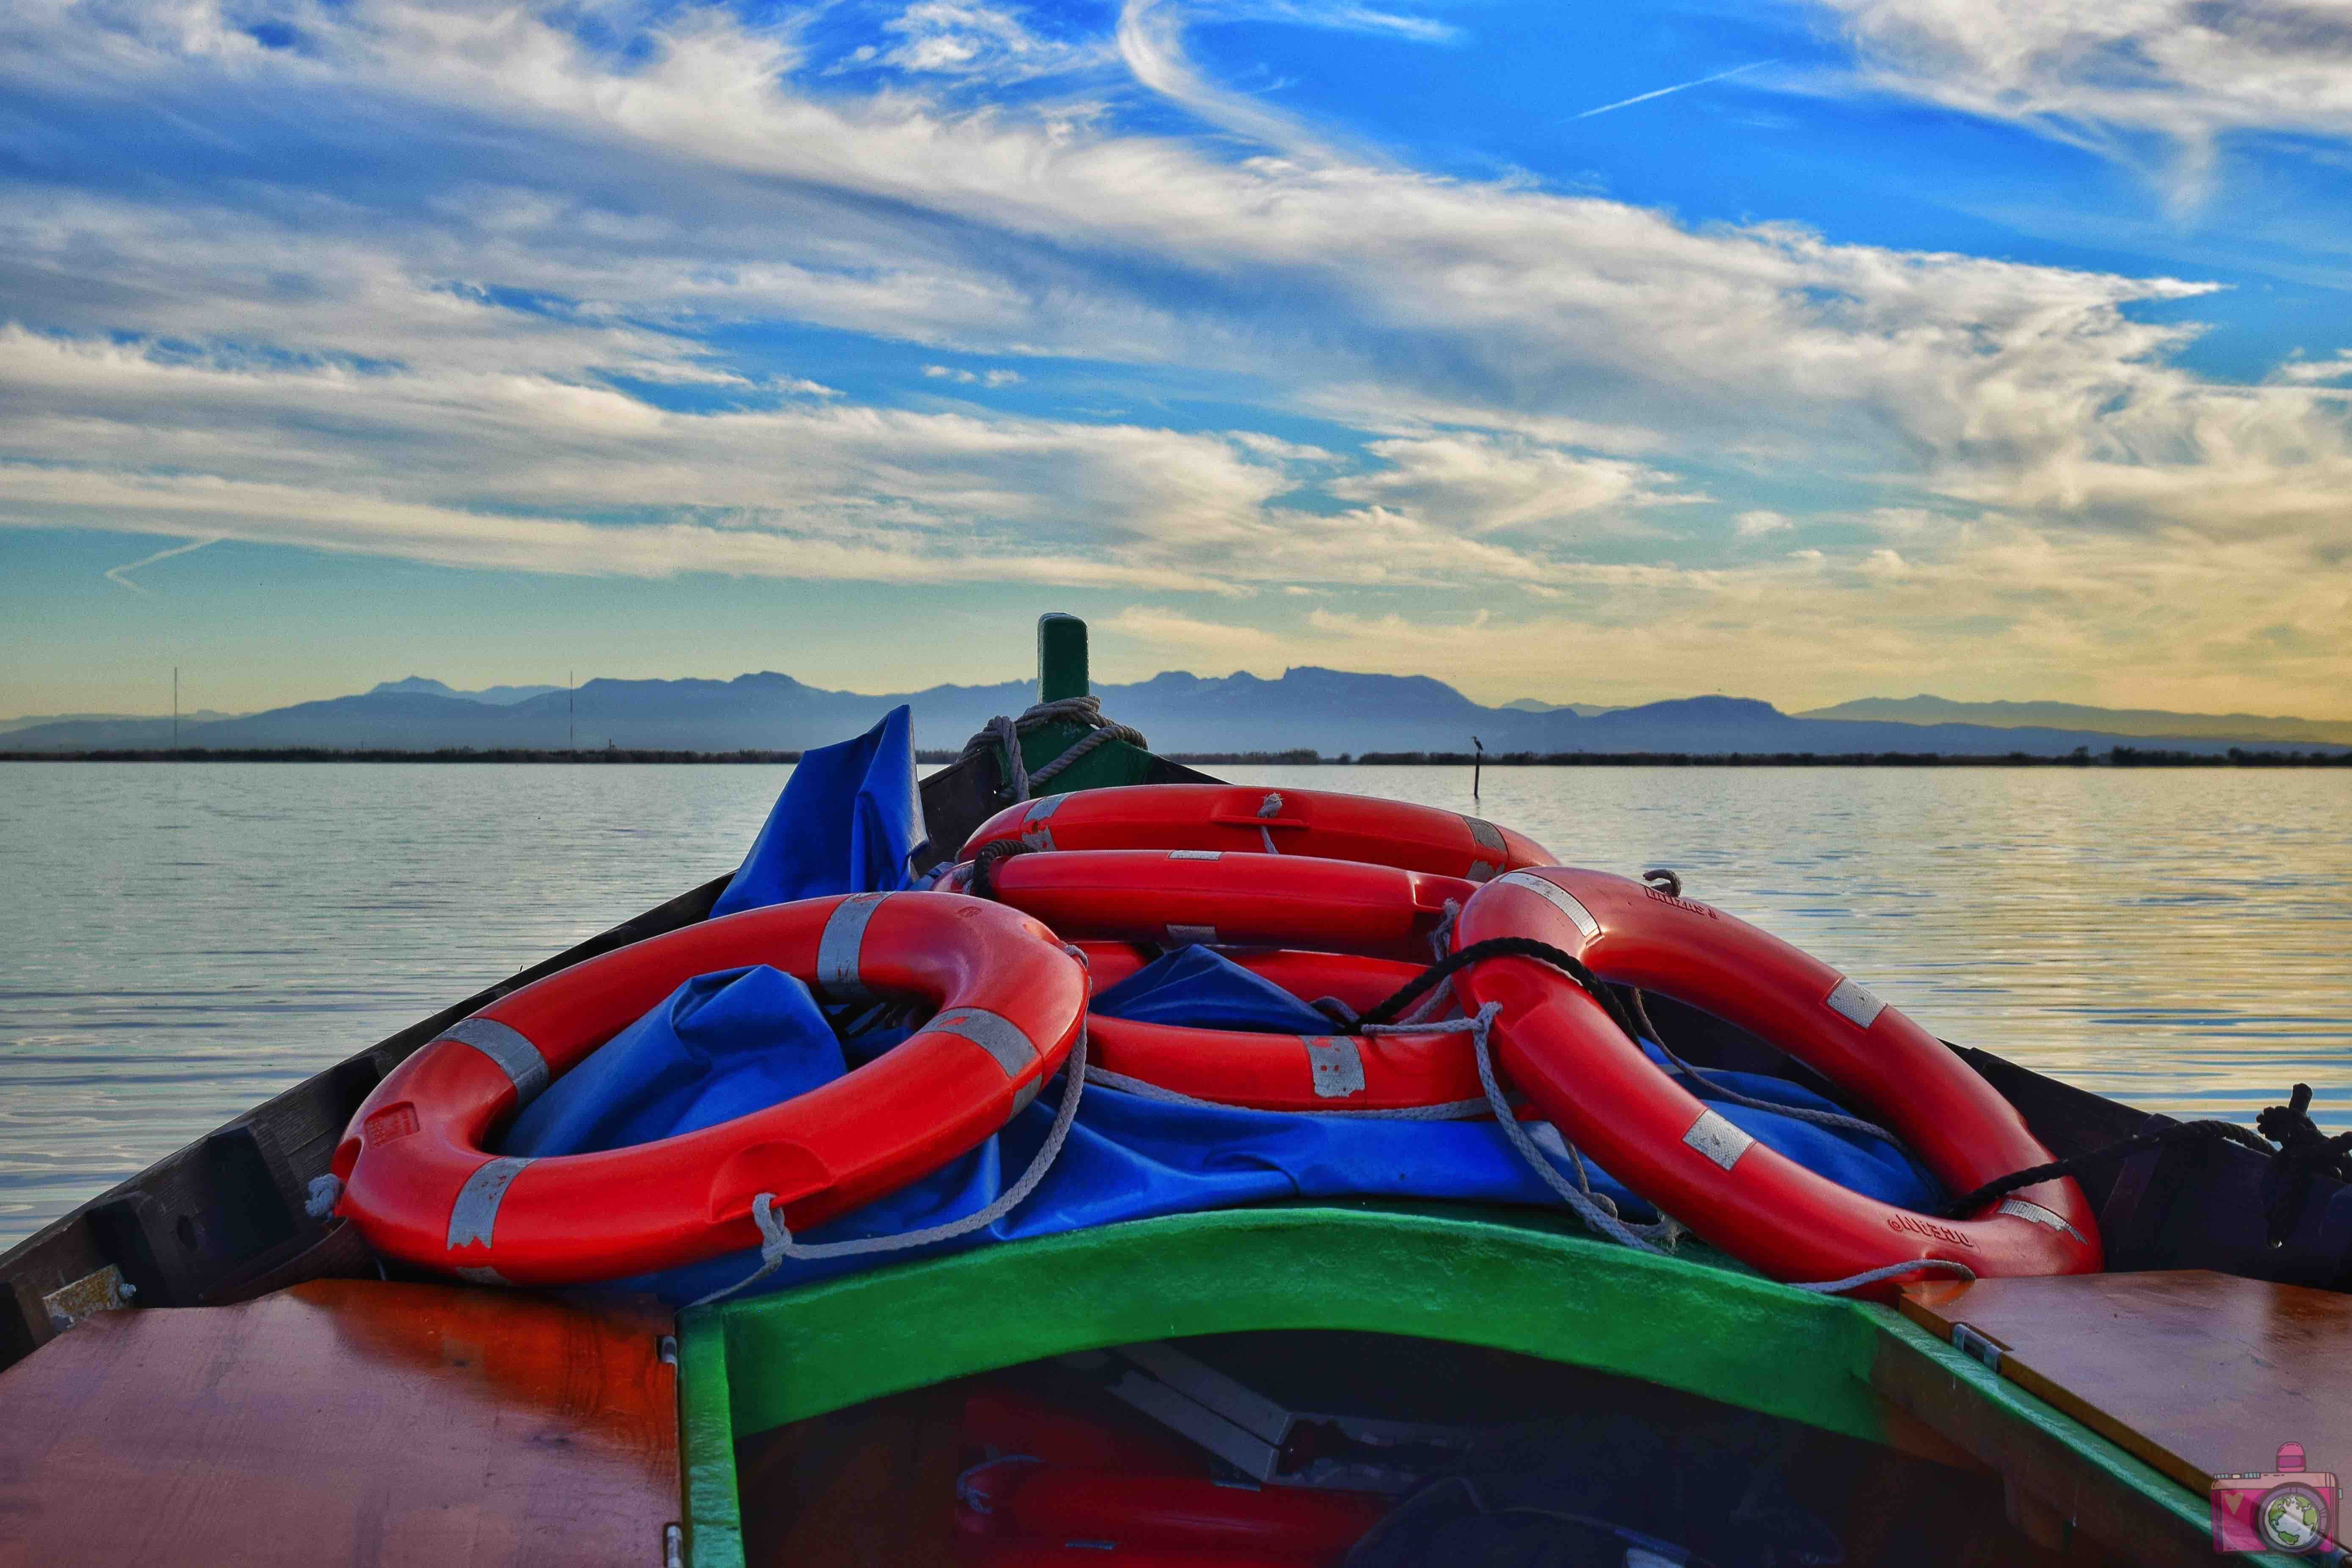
959,696 -> 1150,804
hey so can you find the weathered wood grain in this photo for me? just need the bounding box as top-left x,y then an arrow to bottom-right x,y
1901,1269 -> 2352,1496
0,1280 -> 677,1566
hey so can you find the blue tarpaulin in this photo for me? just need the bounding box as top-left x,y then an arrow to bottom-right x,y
708,704 -> 926,918
502,716 -> 1943,1303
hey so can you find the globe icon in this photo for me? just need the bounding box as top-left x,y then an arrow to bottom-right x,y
2259,1484 -> 2330,1554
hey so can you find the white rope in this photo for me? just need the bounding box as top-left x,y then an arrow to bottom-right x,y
688,1025 -> 1092,1309
305,1174 -> 343,1219
1426,898 -> 1460,965
1452,1003 -> 1684,1253
958,696 -> 1150,805
1623,989 -> 1905,1148
1456,996 -> 1976,1295
1256,791 -> 1283,854
1786,1257 -> 1976,1294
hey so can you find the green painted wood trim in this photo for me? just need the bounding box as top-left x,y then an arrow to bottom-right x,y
1016,721 -> 1162,796
704,1206 -> 1891,1447
678,1310 -> 747,1568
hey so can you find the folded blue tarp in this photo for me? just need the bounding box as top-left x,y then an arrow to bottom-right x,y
708,704 -> 926,918
502,715 -> 1943,1304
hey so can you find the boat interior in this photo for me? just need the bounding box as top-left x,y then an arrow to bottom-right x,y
4,627 -> 2347,1567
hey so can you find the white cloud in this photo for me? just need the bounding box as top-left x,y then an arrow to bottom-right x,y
924,364 -> 1024,385
1734,509 -> 1794,536
1100,515 -> 2352,713
874,2 -> 1107,83
1326,434 -> 1693,534
1810,0 -> 2352,200
2278,351 -> 2352,385
0,0 -> 2347,710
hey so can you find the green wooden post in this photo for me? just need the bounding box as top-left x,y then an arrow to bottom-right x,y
1001,609 -> 1177,799
1037,613 -> 1089,702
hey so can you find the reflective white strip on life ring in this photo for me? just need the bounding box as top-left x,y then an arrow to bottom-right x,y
443,1019 -> 551,1106
927,1008 -> 1039,1079
1997,1196 -> 2088,1243
1682,1109 -> 1754,1171
1824,976 -> 1887,1029
817,891 -> 890,998
1305,1037 -> 1367,1098
1166,923 -> 1218,944
1023,794 -> 1066,822
447,1156 -> 532,1251
1463,816 -> 1507,855
1168,849 -> 1221,860
1494,871 -> 1601,942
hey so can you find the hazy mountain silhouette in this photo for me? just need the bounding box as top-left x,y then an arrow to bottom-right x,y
1501,697 -> 1618,716
369,677 -> 566,705
8,670 -> 2344,757
1796,694 -> 2352,746
0,709 -> 244,736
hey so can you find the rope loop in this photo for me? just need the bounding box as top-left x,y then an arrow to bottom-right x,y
958,696 -> 1150,805
966,838 -> 1033,902
688,1024 -> 1092,1309
1937,1083 -> 2347,1233
305,1174 -> 343,1220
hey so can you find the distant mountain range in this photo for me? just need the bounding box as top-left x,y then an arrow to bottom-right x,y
5,671 -> 2344,758
1795,695 -> 2352,747
369,677 -> 566,705
1500,698 -> 1619,717
0,708 -> 246,735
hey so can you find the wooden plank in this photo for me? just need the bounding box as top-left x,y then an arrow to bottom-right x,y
0,1280 -> 678,1567
1900,1270 -> 2352,1497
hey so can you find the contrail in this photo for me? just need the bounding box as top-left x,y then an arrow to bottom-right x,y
1568,59 -> 1776,121
104,536 -> 221,595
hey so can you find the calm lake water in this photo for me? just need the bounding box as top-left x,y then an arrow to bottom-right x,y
2,761 -> 2346,1248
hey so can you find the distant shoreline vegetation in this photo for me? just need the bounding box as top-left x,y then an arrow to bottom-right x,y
3,746 -> 2346,766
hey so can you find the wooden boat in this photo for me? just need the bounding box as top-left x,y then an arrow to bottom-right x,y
3,617 -> 2347,1567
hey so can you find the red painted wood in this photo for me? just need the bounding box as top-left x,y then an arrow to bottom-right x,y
0,1280 -> 678,1566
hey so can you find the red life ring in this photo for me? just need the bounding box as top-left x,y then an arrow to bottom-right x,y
962,784 -> 1551,883
1078,945 -> 1419,1017
990,853 -> 1474,1112
1452,868 -> 2101,1292
1074,944 -> 1478,1113
331,893 -> 1088,1285
962,1387 -> 1202,1476
989,849 -> 1472,963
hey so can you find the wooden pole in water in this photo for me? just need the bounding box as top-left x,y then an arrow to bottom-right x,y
1472,735 -> 1483,799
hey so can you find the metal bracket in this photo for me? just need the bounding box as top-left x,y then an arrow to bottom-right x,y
41,1264 -> 133,1332
1951,1321 -> 2005,1374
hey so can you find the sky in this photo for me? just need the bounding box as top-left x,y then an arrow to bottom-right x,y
3,0 -> 2349,719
